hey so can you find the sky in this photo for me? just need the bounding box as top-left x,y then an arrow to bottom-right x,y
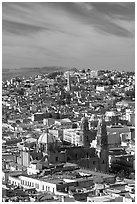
2,2 -> 135,71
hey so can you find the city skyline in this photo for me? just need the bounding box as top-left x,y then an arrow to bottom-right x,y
2,2 -> 135,71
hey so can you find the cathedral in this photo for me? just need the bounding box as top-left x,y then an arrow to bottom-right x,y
16,116 -> 109,174
66,116 -> 109,173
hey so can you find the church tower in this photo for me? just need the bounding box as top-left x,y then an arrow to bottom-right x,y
81,117 -> 90,147
67,72 -> 71,91
96,116 -> 109,173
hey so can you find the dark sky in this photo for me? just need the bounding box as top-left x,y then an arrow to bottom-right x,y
2,2 -> 135,71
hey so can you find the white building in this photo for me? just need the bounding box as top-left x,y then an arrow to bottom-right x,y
55,118 -> 72,129
90,70 -> 98,78
63,129 -> 84,146
27,161 -> 43,175
96,86 -> 105,92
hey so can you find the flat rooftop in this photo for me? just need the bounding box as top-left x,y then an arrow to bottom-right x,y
88,195 -> 115,202
76,169 -> 115,178
8,167 -> 115,185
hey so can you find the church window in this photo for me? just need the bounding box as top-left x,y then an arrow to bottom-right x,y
56,157 -> 58,162
93,161 -> 96,165
67,157 -> 70,162
102,160 -> 105,164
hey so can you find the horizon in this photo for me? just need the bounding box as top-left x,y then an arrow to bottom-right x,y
2,2 -> 135,71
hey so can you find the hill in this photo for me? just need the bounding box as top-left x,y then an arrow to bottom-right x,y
2,66 -> 68,81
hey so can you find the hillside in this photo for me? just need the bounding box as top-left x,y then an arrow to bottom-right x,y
2,66 -> 68,81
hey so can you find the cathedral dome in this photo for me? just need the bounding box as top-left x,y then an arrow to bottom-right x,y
38,132 -> 56,144
81,117 -> 88,123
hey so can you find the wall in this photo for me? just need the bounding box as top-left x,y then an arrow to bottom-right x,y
77,178 -> 94,188
19,175 -> 57,193
108,132 -> 120,146
66,147 -> 96,162
9,175 -> 21,186
49,151 -> 66,164
22,151 -> 30,167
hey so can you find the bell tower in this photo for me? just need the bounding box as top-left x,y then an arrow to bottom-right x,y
96,116 -> 109,173
67,72 -> 71,92
81,117 -> 90,147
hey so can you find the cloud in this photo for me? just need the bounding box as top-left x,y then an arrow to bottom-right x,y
90,2 -> 135,21
65,2 -> 134,38
2,19 -> 50,36
2,2 -> 135,70
2,2 -> 135,38
50,2 -> 134,38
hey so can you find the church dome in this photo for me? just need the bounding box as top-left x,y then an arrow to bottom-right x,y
81,116 -> 88,122
38,132 -> 57,144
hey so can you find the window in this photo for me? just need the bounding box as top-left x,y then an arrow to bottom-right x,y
46,186 -> 47,191
53,188 -> 55,193
102,160 -> 105,164
48,186 -> 50,191
56,157 -> 58,162
37,184 -> 39,189
32,182 -> 34,187
93,161 -> 96,165
42,185 -> 44,190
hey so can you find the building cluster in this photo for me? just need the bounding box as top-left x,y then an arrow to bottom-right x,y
2,68 -> 135,202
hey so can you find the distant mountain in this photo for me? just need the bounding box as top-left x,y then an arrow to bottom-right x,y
68,67 -> 79,72
2,66 -> 68,81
